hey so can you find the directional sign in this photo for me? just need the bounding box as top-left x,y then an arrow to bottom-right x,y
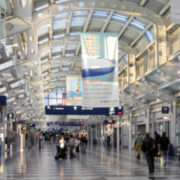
0,96 -> 7,106
45,105 -> 123,115
47,122 -> 82,127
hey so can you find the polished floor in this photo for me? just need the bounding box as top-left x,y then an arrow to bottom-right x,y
0,143 -> 180,180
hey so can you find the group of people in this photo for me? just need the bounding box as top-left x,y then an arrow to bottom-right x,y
58,134 -> 88,159
135,131 -> 170,174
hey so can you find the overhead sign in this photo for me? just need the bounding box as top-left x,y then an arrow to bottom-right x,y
103,120 -> 116,125
47,121 -> 83,127
162,106 -> 169,114
45,105 -> 123,115
0,96 -> 7,106
81,33 -> 119,107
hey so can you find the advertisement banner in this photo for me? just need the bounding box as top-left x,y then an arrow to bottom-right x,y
81,33 -> 119,107
66,76 -> 82,105
171,0 -> 180,24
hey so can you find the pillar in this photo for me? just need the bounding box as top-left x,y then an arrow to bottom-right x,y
146,106 -> 150,133
117,117 -> 120,150
171,99 -> 176,146
128,113 -> 132,151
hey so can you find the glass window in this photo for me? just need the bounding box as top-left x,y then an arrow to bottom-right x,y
53,20 -> 67,30
49,91 -> 56,98
146,30 -> 154,42
44,98 -> 48,106
49,98 -> 57,105
130,19 -> 146,30
0,60 -> 13,71
93,10 -> 109,18
111,13 -> 128,23
73,10 -> 88,16
71,17 -> 86,27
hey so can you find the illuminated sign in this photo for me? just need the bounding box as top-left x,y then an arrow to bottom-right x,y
162,106 -> 169,114
0,96 -> 7,106
45,105 -> 123,115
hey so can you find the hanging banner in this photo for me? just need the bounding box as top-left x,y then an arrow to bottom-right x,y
171,0 -> 180,24
66,76 -> 82,105
81,33 -> 119,107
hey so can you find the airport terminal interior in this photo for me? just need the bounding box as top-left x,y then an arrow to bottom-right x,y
0,0 -> 180,179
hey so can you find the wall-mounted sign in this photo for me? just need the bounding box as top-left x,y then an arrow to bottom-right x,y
0,96 -> 7,106
162,106 -> 169,114
45,105 -> 123,115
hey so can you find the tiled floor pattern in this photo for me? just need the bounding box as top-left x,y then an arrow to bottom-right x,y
0,143 -> 179,180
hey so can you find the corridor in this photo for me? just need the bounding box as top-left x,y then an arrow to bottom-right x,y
0,144 -> 180,180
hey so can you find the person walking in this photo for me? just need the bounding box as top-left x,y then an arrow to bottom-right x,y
141,133 -> 155,174
154,131 -> 160,157
81,135 -> 88,153
134,132 -> 143,160
158,132 -> 170,166
107,135 -> 111,149
69,134 -> 76,159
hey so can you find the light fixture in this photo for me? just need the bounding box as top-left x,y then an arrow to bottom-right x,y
20,0 -> 27,7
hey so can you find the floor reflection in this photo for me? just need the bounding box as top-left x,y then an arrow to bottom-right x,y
0,143 -> 179,180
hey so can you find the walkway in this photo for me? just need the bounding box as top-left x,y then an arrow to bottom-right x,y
0,143 -> 180,180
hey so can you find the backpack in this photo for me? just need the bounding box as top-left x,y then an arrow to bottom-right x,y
142,137 -> 155,155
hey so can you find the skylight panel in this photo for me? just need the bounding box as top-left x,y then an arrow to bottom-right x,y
66,44 -> 77,50
146,30 -> 154,42
73,10 -> 88,16
41,51 -> 49,58
53,33 -> 65,39
52,46 -> 63,53
51,63 -> 60,68
51,68 -> 59,73
71,17 -> 86,27
54,12 -> 68,20
62,62 -> 71,66
7,97 -> 15,103
10,79 -> 24,88
112,13 -> 128,23
53,20 -> 66,30
38,37 -> 49,45
0,60 -> 13,71
41,58 -> 49,64
59,77 -> 66,81
62,67 -> 69,71
123,55 -> 128,63
93,10 -> 109,18
54,0 -> 70,4
130,19 -> 146,30
42,71 -> 48,77
65,53 -> 74,57
0,87 -> 6,93
52,54 -> 62,60
69,32 -> 80,36
18,94 -> 25,98
118,49 -> 122,55
50,78 -> 58,82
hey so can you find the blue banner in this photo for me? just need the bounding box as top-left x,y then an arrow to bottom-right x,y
0,96 -> 7,106
47,121 -> 82,127
45,105 -> 123,115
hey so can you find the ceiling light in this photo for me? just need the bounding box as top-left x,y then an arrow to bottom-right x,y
34,3 -> 49,11
38,13 -> 44,18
